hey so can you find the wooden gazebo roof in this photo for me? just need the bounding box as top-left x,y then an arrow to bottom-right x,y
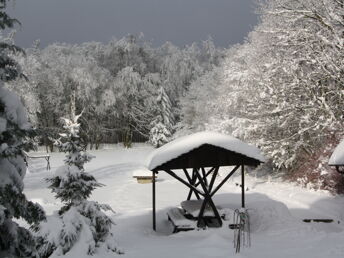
329,139 -> 344,174
147,131 -> 265,171
329,139 -> 344,166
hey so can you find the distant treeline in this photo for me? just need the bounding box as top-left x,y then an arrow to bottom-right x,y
8,35 -> 224,150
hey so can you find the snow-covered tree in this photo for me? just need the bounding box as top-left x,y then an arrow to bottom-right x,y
179,66 -> 224,134
241,0 -> 344,170
35,113 -> 121,257
0,1 -> 46,257
179,0 -> 344,192
149,86 -> 175,147
9,35 -> 224,146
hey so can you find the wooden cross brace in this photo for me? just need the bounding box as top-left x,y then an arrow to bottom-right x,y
165,165 -> 241,227
152,165 -> 244,231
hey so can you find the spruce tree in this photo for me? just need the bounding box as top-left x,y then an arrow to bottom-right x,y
0,1 -> 46,257
149,86 -> 175,147
35,113 -> 121,257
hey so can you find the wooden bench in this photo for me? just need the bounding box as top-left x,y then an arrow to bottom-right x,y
132,168 -> 157,183
167,208 -> 197,233
23,151 -> 51,170
303,219 -> 334,223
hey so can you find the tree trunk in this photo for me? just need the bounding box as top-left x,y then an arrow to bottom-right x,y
70,89 -> 76,120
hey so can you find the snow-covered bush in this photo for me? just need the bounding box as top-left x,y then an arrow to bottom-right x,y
149,86 -> 175,147
0,1 -> 45,256
35,114 -> 122,257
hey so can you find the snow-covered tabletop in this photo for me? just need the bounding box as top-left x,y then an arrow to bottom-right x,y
329,140 -> 344,166
146,131 -> 265,170
181,199 -> 221,217
132,168 -> 155,178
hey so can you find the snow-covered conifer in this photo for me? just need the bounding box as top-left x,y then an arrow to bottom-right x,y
0,1 -> 45,256
149,122 -> 171,148
35,113 -> 122,257
149,86 -> 175,147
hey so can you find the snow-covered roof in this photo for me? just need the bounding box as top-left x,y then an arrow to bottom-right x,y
146,131 -> 265,170
329,140 -> 344,166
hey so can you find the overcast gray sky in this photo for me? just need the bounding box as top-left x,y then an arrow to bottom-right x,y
8,0 -> 258,48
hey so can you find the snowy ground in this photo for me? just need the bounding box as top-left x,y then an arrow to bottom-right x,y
23,144 -> 344,258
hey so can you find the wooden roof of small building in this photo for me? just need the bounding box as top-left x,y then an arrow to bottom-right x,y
329,139 -> 344,166
146,132 -> 265,171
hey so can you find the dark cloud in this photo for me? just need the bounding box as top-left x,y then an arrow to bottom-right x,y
8,0 -> 258,48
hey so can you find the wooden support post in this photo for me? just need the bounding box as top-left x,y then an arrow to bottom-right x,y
46,156 -> 51,170
194,168 -> 222,228
152,170 -> 156,231
241,165 -> 245,208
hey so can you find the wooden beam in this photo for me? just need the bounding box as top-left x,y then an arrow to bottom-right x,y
184,168 -> 201,200
208,167 -> 219,193
210,165 -> 240,197
241,165 -> 245,208
152,170 -> 156,231
184,168 -> 193,200
194,168 -> 222,227
201,167 -> 208,188
164,169 -> 204,196
193,167 -> 215,188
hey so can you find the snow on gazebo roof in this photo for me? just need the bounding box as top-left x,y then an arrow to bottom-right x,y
329,140 -> 344,166
146,131 -> 265,170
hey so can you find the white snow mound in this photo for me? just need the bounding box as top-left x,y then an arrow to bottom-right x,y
146,131 -> 265,170
248,200 -> 299,233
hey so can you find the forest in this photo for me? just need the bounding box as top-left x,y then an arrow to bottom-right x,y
1,0 -> 344,257
8,35 -> 224,149
7,0 -> 343,193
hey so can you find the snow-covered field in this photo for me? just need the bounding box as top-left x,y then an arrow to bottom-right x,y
23,144 -> 344,258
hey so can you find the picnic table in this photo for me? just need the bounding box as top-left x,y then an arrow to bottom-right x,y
132,168 -> 157,183
181,199 -> 222,218
23,151 -> 51,170
167,200 -> 234,232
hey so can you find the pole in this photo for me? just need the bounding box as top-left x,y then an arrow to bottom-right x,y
152,170 -> 156,231
241,165 -> 245,208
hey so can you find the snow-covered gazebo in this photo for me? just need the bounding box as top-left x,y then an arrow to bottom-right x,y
329,140 -> 344,174
146,131 -> 265,231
